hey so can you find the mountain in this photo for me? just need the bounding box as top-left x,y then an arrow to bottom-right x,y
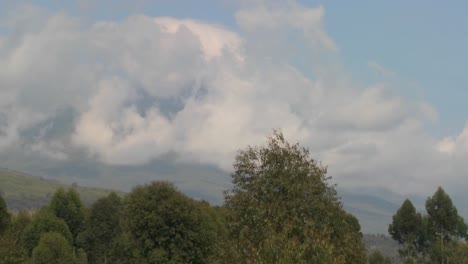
0,166 -> 423,235
0,168 -> 123,211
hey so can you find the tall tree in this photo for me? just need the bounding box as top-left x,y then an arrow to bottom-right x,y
425,187 -> 466,263
388,199 -> 422,246
224,131 -> 367,263
49,188 -> 85,245
78,192 -> 122,264
426,187 -> 462,240
123,181 -> 217,263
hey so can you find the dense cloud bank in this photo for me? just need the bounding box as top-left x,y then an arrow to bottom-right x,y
0,1 -> 467,198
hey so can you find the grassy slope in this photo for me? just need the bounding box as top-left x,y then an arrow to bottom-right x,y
0,168 -> 124,211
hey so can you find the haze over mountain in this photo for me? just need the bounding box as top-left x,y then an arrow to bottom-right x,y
1,1 -> 468,234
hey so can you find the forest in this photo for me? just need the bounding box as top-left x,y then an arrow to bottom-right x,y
1,132 -> 467,263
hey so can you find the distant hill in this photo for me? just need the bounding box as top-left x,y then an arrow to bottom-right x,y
0,168 -> 124,211
364,234 -> 400,262
339,189 -> 400,234
0,166 -> 418,235
338,187 -> 428,234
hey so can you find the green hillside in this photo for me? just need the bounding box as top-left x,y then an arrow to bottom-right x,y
0,168 -> 124,211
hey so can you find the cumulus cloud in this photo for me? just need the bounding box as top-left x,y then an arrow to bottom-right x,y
437,123 -> 468,155
0,1 -> 467,198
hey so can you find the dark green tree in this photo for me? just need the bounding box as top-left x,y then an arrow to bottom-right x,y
22,209 -> 73,256
31,232 -> 74,264
108,233 -> 143,264
224,131 -> 367,263
426,187 -> 462,240
0,194 -> 10,234
388,199 -> 422,244
122,181 -> 217,263
78,192 -> 122,264
49,187 -> 85,245
426,187 -> 466,263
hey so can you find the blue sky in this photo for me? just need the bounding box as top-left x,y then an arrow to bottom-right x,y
314,0 -> 468,136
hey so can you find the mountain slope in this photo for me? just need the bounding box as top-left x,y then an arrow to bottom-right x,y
0,167 -> 416,235
0,168 -> 123,211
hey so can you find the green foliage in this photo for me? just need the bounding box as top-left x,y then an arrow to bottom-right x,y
22,209 -> 73,256
0,211 -> 32,263
389,199 -> 422,245
123,181 -> 217,263
49,187 -> 85,244
425,187 -> 466,262
426,187 -> 462,240
427,239 -> 468,264
224,131 -> 367,263
388,199 -> 427,260
0,194 -> 10,234
388,187 -> 468,263
31,232 -> 74,264
78,192 -> 122,264
108,233 -> 143,264
368,249 -> 391,264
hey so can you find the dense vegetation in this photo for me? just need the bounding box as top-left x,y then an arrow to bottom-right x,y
2,131 -> 464,263
0,132 -> 369,263
387,187 -> 468,263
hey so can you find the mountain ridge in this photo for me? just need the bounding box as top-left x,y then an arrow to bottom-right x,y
0,167 -> 402,234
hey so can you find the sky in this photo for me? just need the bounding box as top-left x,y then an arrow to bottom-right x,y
1,0 -> 468,206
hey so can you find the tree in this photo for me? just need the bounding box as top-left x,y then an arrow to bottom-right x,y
0,211 -> 31,263
31,232 -> 74,264
0,194 -> 10,234
368,249 -> 391,264
388,199 -> 424,260
22,209 -> 73,256
224,131 -> 367,263
78,192 -> 122,264
49,188 -> 85,245
122,181 -> 217,263
426,187 -> 462,240
388,187 -> 468,263
425,187 -> 466,263
108,233 -> 143,264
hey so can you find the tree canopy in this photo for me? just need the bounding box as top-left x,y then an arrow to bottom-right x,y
31,232 -> 74,264
389,187 -> 468,263
426,187 -> 463,240
123,181 -> 217,263
49,187 -> 85,245
22,209 -> 73,256
388,199 -> 422,245
224,131 -> 367,263
78,192 -> 122,264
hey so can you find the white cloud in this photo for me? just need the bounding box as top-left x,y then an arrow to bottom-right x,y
236,3 -> 336,51
0,1 -> 466,198
154,17 -> 244,62
437,123 -> 468,155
